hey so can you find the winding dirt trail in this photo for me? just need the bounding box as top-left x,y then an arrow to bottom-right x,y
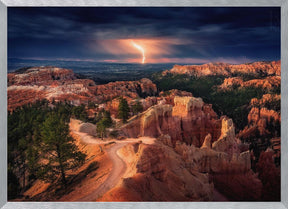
78,142 -> 128,201
73,129 -> 155,201
71,122 -> 228,201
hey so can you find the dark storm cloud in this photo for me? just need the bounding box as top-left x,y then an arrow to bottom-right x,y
8,7 -> 280,63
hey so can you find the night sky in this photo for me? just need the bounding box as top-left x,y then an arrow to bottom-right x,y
8,7 -> 280,64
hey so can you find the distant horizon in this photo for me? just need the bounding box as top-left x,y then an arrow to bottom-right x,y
8,57 -> 280,66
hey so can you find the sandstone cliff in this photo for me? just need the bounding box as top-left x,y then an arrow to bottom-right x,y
99,142 -> 213,201
121,96 -> 221,147
118,96 -> 262,200
162,60 -> 280,77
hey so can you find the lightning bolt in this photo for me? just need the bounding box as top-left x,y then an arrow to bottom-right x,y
131,40 -> 146,64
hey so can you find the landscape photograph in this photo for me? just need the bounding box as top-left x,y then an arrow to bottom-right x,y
7,7 -> 280,201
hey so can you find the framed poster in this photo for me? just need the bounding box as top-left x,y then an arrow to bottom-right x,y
0,0 -> 287,209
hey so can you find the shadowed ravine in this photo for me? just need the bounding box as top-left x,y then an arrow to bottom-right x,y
213,189 -> 228,201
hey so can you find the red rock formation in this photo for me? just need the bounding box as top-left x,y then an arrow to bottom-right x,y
163,61 -> 280,77
173,118 -> 250,174
100,142 -> 213,201
159,89 -> 193,105
163,63 -> 231,77
90,78 -> 157,103
250,94 -> 281,106
219,76 -> 280,90
8,67 -> 76,86
238,93 -> 281,140
219,77 -> 243,88
121,96 -> 221,147
251,108 -> 280,125
119,96 -> 262,200
8,88 -> 48,111
256,150 -> 280,200
104,89 -> 193,118
140,97 -> 159,110
173,119 -> 262,200
8,67 -> 158,111
239,107 -> 280,138
239,109 -> 280,139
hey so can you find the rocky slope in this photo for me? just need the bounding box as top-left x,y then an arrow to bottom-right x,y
162,61 -> 280,77
99,141 -> 214,201
101,96 -> 262,201
23,119 -> 107,201
8,67 -> 157,111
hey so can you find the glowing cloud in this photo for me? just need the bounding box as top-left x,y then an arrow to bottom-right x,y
131,40 -> 145,64
89,38 -> 198,63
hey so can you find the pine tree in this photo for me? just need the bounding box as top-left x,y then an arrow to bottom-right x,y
118,97 -> 129,123
38,112 -> 86,187
26,128 -> 42,180
96,111 -> 112,140
131,100 -> 143,115
8,168 -> 20,199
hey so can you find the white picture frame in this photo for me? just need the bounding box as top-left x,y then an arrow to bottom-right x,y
0,0 -> 287,208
